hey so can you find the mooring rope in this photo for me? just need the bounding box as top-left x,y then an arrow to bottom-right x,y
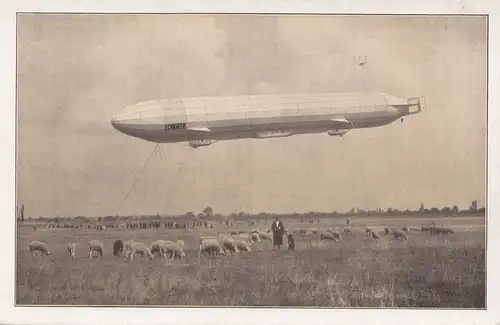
117,142 -> 160,214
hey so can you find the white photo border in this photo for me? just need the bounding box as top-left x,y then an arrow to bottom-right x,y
1,0 -> 498,324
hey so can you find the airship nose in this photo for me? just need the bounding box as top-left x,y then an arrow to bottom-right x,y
111,105 -> 139,133
111,112 -> 132,134
111,115 -> 122,131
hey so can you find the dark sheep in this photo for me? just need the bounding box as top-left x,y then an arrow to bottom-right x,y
113,240 -> 124,257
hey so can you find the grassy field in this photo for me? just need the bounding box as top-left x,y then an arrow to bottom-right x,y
16,216 -> 485,308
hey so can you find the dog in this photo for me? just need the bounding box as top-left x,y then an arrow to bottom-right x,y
287,233 -> 295,251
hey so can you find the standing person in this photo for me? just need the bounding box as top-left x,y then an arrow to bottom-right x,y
271,217 -> 285,250
346,216 -> 352,226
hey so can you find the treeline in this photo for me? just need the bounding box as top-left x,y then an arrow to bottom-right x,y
17,202 -> 485,224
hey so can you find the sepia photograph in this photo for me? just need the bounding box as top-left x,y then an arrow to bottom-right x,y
15,12 -> 487,309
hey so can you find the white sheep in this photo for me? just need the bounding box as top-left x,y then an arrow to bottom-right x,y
218,235 -> 240,255
258,231 -> 272,241
67,243 -> 76,259
342,227 -> 354,236
126,241 -> 154,260
435,227 -> 455,234
236,239 -> 252,252
88,240 -> 104,259
198,237 -> 226,258
150,240 -> 168,257
320,231 -> 338,242
393,229 -> 408,240
233,233 -> 253,244
199,235 -> 218,241
156,240 -> 186,261
123,239 -> 135,257
249,232 -> 261,243
28,240 -> 51,258
326,229 -> 342,240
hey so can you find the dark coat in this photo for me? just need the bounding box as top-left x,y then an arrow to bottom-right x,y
271,220 -> 285,246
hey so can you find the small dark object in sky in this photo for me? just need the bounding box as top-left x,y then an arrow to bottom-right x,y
356,55 -> 368,66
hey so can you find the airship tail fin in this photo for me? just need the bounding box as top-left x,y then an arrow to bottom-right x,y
406,97 -> 425,115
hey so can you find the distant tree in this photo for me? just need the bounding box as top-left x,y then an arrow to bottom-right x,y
185,212 -> 195,219
386,208 -> 393,216
469,200 -> 478,212
430,207 -> 440,214
452,205 -> 459,215
75,216 -> 87,222
419,202 -> 425,213
97,216 -> 103,222
441,206 -> 451,215
203,206 -> 213,218
104,215 -> 116,222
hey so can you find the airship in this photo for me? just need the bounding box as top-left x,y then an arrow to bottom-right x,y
111,92 -> 424,148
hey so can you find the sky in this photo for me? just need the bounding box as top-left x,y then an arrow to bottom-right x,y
16,14 -> 487,217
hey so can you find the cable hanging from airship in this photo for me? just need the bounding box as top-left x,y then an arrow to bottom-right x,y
161,155 -> 190,213
116,142 -> 160,214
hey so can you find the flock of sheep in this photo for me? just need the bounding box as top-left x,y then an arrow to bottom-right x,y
26,222 -> 455,262
26,229 -> 274,262
294,223 -> 454,242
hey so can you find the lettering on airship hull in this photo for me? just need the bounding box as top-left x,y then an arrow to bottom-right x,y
164,123 -> 186,131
